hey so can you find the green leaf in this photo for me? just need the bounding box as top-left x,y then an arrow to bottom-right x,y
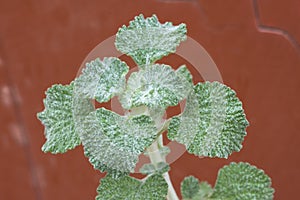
119,64 -> 192,110
37,83 -> 80,153
115,14 -> 187,66
96,174 -> 168,200
211,162 -> 274,200
198,182 -> 213,199
75,57 -> 129,103
80,108 -> 158,177
181,176 -> 213,200
140,162 -> 170,175
181,176 -> 201,199
168,81 -> 249,158
176,64 -> 193,85
181,163 -> 274,200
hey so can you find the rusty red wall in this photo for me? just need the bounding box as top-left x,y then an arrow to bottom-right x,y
1,0 -> 299,199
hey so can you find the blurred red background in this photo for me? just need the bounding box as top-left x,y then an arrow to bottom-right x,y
1,0 -> 300,199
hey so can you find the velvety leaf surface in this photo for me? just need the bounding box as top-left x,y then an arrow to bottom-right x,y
80,108 -> 158,177
168,81 -> 249,158
181,163 -> 273,200
75,57 -> 129,103
176,64 -> 193,85
37,83 -> 80,153
96,174 -> 168,200
181,176 -> 201,200
211,162 -> 274,200
119,64 -> 192,110
115,14 -> 186,66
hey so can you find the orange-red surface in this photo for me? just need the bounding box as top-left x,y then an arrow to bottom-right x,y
1,0 -> 299,199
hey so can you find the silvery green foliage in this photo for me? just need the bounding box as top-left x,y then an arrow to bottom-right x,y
71,91 -> 94,127
181,176 -> 201,199
37,83 -> 80,153
198,182 -> 214,200
75,57 -> 129,103
181,176 -> 213,200
181,163 -> 274,200
96,174 -> 168,200
37,14 -> 274,200
176,64 -> 194,85
120,64 -> 192,109
168,81 -> 249,158
211,162 -> 274,200
80,108 -> 157,177
115,14 -> 186,66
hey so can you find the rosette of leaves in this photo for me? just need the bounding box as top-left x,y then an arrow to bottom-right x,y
37,14 -> 274,200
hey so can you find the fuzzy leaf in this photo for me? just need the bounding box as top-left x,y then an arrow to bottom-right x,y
211,162 -> 274,200
168,81 -> 249,158
115,14 -> 187,66
96,174 -> 168,200
181,177 -> 213,200
198,182 -> 213,199
37,83 -> 80,153
80,108 -> 157,177
181,176 -> 201,200
119,64 -> 192,110
176,64 -> 193,85
75,57 -> 129,103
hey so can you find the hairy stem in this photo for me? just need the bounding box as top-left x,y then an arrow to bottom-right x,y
133,106 -> 178,199
163,173 -> 179,200
147,138 -> 179,200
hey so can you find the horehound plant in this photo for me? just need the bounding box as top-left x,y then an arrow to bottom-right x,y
37,14 -> 274,200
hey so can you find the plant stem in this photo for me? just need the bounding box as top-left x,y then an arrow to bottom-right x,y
163,173 -> 179,200
133,106 -> 178,199
147,139 -> 179,200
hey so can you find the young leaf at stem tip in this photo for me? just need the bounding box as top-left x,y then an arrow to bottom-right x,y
115,14 -> 187,66
119,64 -> 192,110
